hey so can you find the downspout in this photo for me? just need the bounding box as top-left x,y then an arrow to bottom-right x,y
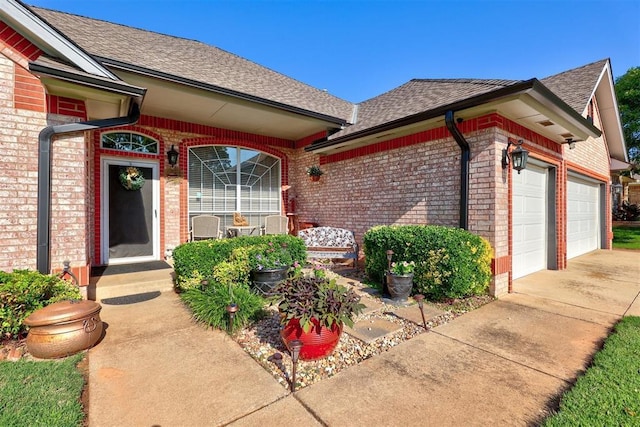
445,110 -> 469,230
37,102 -> 141,274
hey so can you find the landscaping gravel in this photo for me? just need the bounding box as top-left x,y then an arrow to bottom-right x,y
234,276 -> 494,391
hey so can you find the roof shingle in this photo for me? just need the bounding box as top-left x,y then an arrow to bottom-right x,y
329,78 -> 522,139
540,59 -> 608,114
31,7 -> 355,123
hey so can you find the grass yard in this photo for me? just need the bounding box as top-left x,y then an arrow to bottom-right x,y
544,316 -> 640,426
0,353 -> 85,427
612,226 -> 640,250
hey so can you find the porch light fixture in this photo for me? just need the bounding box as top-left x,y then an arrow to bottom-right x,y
562,138 -> 577,150
502,139 -> 529,174
611,182 -> 623,195
167,145 -> 179,167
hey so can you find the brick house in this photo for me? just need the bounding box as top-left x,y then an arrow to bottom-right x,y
0,1 -> 627,296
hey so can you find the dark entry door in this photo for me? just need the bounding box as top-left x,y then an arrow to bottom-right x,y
107,164 -> 154,261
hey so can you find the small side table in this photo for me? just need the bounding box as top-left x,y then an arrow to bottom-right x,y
226,225 -> 257,237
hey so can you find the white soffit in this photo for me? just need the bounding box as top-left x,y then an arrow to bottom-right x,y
118,71 -> 335,140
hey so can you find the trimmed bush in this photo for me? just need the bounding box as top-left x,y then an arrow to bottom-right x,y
363,225 -> 493,300
180,245 -> 266,333
0,270 -> 82,339
172,234 -> 306,290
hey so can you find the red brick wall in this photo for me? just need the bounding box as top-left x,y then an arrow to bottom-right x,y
295,135 -> 461,244
0,54 -> 43,272
0,44 -> 92,284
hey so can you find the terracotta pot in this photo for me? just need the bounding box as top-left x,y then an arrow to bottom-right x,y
24,300 -> 103,359
281,317 -> 342,361
310,175 -> 321,182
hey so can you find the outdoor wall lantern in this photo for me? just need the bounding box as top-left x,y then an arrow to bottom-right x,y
611,182 -> 623,195
167,145 -> 179,167
502,139 -> 529,174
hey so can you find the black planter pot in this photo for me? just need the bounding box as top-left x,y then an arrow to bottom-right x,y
387,273 -> 413,302
251,267 -> 289,295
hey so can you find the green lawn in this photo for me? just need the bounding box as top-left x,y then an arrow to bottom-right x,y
544,316 -> 640,426
612,226 -> 640,250
0,353 -> 85,427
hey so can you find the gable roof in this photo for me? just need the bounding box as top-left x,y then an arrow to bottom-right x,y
331,78 -> 522,139
30,6 -> 355,125
541,59 -> 609,114
543,58 -> 627,161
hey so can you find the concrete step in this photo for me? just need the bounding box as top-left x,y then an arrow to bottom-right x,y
88,268 -> 176,301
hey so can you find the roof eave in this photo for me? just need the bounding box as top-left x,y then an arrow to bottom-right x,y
306,79 -> 601,153
29,61 -> 147,100
1,0 -> 118,80
98,57 -> 349,128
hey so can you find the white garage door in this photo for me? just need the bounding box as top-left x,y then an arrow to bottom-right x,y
513,164 -> 547,279
567,176 -> 600,259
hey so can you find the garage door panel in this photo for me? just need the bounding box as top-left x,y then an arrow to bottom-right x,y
513,165 -> 547,279
567,177 -> 599,259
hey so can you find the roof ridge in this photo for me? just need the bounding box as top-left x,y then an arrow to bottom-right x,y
410,78 -> 522,85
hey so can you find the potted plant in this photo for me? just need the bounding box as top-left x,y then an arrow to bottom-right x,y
387,260 -> 415,302
270,272 -> 365,361
306,165 -> 324,182
248,242 -> 294,295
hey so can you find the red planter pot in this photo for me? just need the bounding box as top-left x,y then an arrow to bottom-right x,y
281,318 -> 343,361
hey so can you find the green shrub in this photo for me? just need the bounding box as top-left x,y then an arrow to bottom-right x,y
180,280 -> 265,334
180,246 -> 266,333
0,270 -> 82,338
363,225 -> 493,300
172,234 -> 306,289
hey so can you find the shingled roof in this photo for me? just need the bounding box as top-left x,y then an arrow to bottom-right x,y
329,78 -> 522,139
30,7 -> 355,123
540,59 -> 608,114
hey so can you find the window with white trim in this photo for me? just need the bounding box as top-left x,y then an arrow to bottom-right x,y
188,146 -> 281,230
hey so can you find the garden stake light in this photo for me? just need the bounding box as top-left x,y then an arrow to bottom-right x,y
289,339 -> 303,392
414,294 -> 428,330
226,303 -> 238,334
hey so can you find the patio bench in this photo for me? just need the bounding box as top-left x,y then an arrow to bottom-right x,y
297,227 -> 359,269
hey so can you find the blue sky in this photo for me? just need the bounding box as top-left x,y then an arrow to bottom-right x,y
29,0 -> 640,103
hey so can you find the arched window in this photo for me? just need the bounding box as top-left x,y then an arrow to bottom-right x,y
101,132 -> 158,154
188,146 -> 281,230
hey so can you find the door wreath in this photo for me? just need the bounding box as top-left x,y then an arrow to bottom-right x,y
119,166 -> 145,191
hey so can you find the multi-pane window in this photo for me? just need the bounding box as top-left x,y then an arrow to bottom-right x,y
188,146 -> 281,229
101,132 -> 158,154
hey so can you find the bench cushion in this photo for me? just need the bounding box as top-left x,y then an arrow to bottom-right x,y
298,227 -> 356,248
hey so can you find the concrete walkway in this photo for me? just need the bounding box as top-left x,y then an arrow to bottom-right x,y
87,249 -> 640,426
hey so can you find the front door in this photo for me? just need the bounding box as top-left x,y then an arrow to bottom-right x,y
101,159 -> 159,264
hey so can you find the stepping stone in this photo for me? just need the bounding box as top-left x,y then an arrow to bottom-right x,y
344,318 -> 403,344
392,304 -> 445,326
358,294 -> 385,315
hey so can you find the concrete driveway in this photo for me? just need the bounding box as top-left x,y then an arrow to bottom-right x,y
88,249 -> 639,426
